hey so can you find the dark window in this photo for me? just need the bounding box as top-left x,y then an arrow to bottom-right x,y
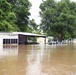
3,39 -> 10,44
3,39 -> 6,44
3,39 -> 17,44
11,39 -> 17,44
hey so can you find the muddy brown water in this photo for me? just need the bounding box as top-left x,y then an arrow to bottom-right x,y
0,44 -> 76,75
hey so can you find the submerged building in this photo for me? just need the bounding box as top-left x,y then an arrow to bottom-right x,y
0,32 -> 46,45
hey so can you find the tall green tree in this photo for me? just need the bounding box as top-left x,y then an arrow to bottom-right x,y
40,0 -> 76,41
29,19 -> 38,33
29,19 -> 41,34
0,0 -> 19,31
7,0 -> 31,32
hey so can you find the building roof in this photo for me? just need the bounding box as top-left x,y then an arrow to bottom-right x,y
0,32 -> 46,37
13,32 -> 46,37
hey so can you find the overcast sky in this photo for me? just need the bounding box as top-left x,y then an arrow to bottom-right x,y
29,0 -> 42,24
29,0 -> 76,24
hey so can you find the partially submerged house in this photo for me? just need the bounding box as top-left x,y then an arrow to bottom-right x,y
0,32 -> 46,45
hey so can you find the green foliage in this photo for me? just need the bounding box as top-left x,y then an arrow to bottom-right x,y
7,0 -> 31,32
0,0 -> 11,12
29,19 -> 38,31
0,0 -> 19,31
29,19 -> 41,34
40,0 -> 76,41
0,0 -> 31,32
0,20 -> 14,31
7,12 -> 16,22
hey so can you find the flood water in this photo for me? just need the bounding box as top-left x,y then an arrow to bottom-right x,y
0,44 -> 76,75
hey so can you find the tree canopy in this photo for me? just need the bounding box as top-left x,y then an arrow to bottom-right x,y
0,0 -> 31,32
0,0 -> 42,34
0,0 -> 19,31
40,0 -> 76,41
7,0 -> 31,32
29,19 -> 41,34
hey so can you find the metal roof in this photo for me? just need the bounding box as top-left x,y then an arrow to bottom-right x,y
0,32 -> 46,37
12,32 -> 46,37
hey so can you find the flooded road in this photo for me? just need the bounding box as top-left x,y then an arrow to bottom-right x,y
0,44 -> 76,75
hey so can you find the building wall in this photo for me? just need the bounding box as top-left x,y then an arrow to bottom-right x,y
0,34 -> 18,45
0,34 -> 18,39
37,37 -> 48,43
73,39 -> 76,44
0,38 -> 3,49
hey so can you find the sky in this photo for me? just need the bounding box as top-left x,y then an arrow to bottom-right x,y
29,0 -> 76,24
29,0 -> 42,24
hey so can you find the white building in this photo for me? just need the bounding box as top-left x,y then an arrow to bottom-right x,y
0,32 -> 18,46
37,37 -> 48,43
72,39 -> 76,44
0,32 -> 46,46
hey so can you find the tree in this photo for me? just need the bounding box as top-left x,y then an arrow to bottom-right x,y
40,0 -> 76,41
0,0 -> 19,31
7,0 -> 31,32
29,19 -> 42,34
29,19 -> 38,33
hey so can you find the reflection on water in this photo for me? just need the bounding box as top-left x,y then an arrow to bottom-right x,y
0,44 -> 76,75
0,45 -> 18,56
